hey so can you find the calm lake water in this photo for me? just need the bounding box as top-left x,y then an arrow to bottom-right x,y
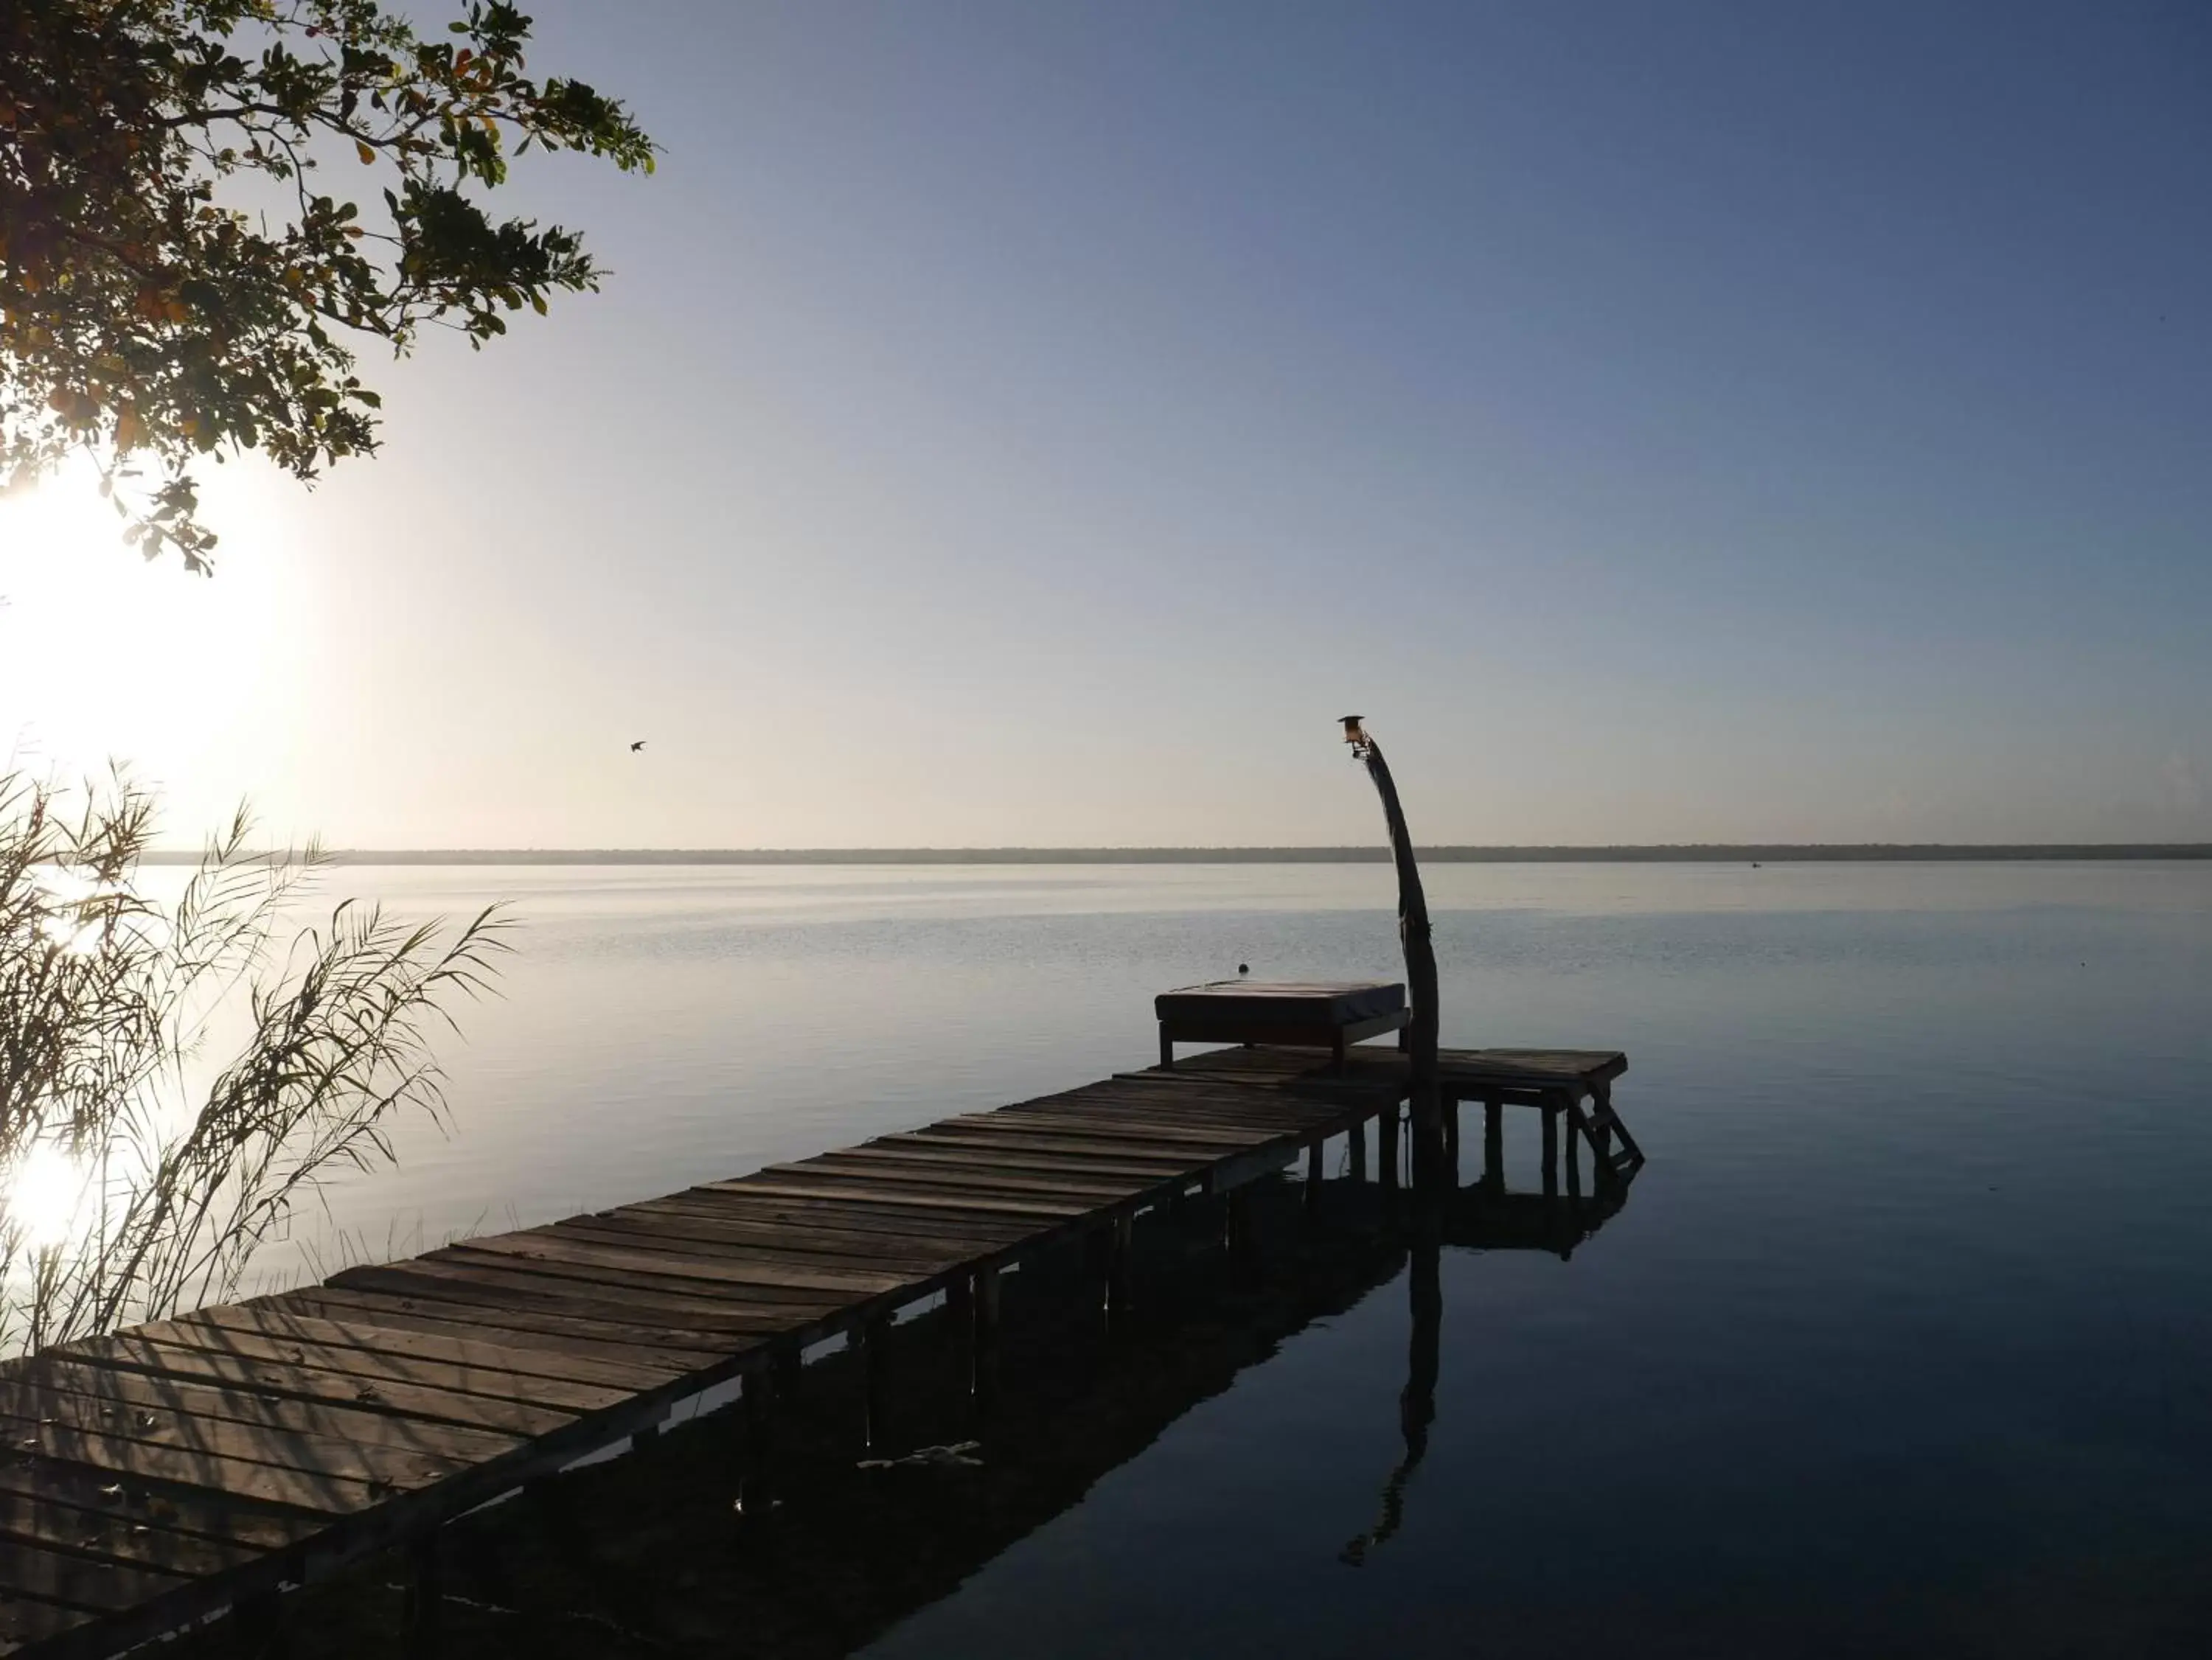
282,862 -> 2212,1657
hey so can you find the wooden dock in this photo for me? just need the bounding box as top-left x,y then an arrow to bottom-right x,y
0,1043 -> 1632,1658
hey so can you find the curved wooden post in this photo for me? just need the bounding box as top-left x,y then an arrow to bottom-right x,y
1342,718 -> 1447,1200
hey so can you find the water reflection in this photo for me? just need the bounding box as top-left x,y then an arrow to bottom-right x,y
182,1134 -> 1635,1658
1343,1101 -> 1637,1566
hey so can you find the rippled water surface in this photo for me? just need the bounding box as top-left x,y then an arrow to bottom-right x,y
293,862 -> 2211,1657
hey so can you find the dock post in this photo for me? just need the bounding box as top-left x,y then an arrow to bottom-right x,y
1586,1087 -> 1613,1165
1541,1106 -> 1559,1198
772,1342 -> 802,1400
1562,1094 -> 1583,1202
974,1264 -> 1002,1409
403,1529 -> 442,1659
1444,1095 -> 1461,1180
1378,1106 -> 1401,1192
1483,1099 -> 1504,1196
1107,1212 -> 1136,1313
1349,1116 -> 1368,1182
232,1585 -> 288,1659
861,1317 -> 891,1451
1305,1140 -> 1326,1212
1225,1185 -> 1256,1263
738,1366 -> 774,1518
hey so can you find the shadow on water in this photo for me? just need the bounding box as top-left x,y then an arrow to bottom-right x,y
178,1139 -> 1635,1659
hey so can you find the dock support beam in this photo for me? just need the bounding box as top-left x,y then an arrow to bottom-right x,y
1349,1117 -> 1368,1182
1107,1213 -> 1136,1313
1306,1141 -> 1325,1212
974,1265 -> 1002,1409
861,1317 -> 891,1451
1563,1094 -> 1583,1202
1541,1106 -> 1559,1198
403,1530 -> 442,1659
1379,1106 -> 1400,1192
738,1367 -> 774,1518
1483,1099 -> 1504,1196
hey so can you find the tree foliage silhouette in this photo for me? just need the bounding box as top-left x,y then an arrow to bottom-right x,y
1,0 -> 654,571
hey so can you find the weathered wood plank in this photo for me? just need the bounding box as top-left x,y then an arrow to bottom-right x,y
16,1359 -> 521,1465
0,1538 -> 190,1616
795,1150 -> 1160,1202
0,1424 -> 381,1516
274,1289 -> 731,1373
638,1190 -> 1035,1246
131,1317 -> 634,1417
453,1231 -> 911,1297
0,1389 -> 476,1497
548,1218 -> 965,1276
853,1137 -> 1199,1182
0,1456 -> 323,1559
180,1302 -> 684,1393
712,1175 -> 1093,1221
63,1334 -> 582,1438
427,1247 -> 851,1319
867,1140 -> 1212,1176
0,1485 -> 264,1580
0,1591 -> 92,1651
328,1260 -> 793,1342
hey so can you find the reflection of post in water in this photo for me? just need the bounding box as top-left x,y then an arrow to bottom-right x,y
1339,1230 -> 1441,1568
1340,1075 -> 1638,1566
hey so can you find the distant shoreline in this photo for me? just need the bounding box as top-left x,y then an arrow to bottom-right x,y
139,844 -> 2212,865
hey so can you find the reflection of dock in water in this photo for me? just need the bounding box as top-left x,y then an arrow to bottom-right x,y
169,1087 -> 1638,1656
168,1182 -> 1415,1657
1,1039 -> 1641,1657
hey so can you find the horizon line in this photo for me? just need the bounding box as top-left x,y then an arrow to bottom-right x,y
137,843 -> 2212,865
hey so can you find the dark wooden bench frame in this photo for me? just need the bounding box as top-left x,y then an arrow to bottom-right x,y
1157,1008 -> 1411,1073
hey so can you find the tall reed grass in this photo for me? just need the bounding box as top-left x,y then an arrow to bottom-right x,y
0,770 -> 509,1356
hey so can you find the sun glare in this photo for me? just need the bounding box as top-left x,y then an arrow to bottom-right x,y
0,464 -> 291,792
5,1143 -> 94,1253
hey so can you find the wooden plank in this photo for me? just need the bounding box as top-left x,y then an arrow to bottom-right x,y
639,1190 -> 1036,1246
709,1175 -> 1091,1221
0,1538 -> 188,1615
65,1334 -> 581,1438
953,1108 -> 1302,1149
0,1389 -> 480,1498
548,1218 -> 967,1276
0,1426 -> 381,1517
452,1231 -> 911,1297
0,1590 -> 92,1651
1055,1082 -> 1354,1123
1015,1085 -> 1336,1124
274,1289 -> 731,1373
0,1456 -> 323,1555
328,1260 -> 793,1342
859,1137 -> 1200,1180
884,1129 -> 1212,1169
428,1247 -> 853,1319
181,1302 -> 685,1393
0,1485 -> 264,1579
18,1359 -> 522,1465
955,1114 -> 1315,1162
794,1151 -> 1159,1203
131,1317 -> 634,1417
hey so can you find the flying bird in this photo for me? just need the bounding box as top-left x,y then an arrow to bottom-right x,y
630,740 -> 647,753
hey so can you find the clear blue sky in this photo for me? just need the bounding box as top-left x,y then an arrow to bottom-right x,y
4,1 -> 2207,845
